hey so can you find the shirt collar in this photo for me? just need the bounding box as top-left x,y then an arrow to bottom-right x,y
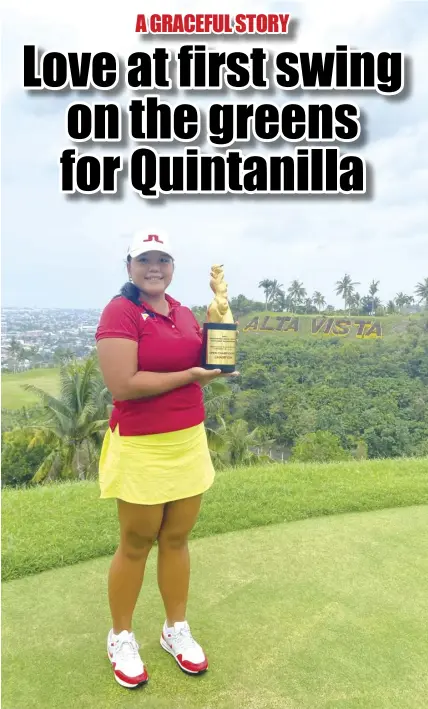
165,293 -> 181,308
139,293 -> 181,313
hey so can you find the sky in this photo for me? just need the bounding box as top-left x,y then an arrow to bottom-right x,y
2,0 -> 428,310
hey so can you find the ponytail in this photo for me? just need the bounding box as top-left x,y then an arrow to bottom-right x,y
117,282 -> 141,305
112,255 -> 141,305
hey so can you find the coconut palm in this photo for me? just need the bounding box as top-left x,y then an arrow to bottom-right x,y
395,293 -> 407,312
271,288 -> 287,312
395,292 -> 413,313
335,274 -> 360,313
348,292 -> 361,315
368,280 -> 380,314
415,277 -> 428,308
258,279 -> 275,310
304,297 -> 314,314
361,295 -> 381,315
386,300 -> 397,314
266,280 -> 285,311
312,292 -> 326,312
210,417 -> 273,468
203,379 -> 234,466
203,378 -> 233,420
284,295 -> 295,312
287,280 -> 307,311
22,356 -> 111,483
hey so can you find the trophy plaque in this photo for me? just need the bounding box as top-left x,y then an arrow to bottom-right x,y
201,264 -> 237,373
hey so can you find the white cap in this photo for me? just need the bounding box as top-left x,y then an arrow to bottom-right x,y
127,230 -> 174,259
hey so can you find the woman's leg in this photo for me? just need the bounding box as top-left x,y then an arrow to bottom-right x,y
109,499 -> 165,634
157,494 -> 202,626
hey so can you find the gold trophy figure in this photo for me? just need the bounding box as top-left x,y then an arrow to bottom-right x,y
202,264 -> 237,372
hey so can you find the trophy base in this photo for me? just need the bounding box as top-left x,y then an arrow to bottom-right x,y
201,322 -> 237,373
203,363 -> 236,373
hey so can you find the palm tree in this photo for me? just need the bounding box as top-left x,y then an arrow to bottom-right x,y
271,288 -> 287,312
284,294 -> 295,312
386,300 -> 396,314
203,378 -> 232,420
415,277 -> 428,308
287,280 -> 307,312
361,295 -> 381,315
348,292 -> 361,315
368,280 -> 380,314
258,279 -> 275,310
312,291 -> 326,312
204,379 -> 234,466
270,279 -> 284,296
395,293 -> 406,312
395,292 -> 413,313
22,356 -> 111,483
335,274 -> 360,313
210,418 -> 273,468
304,297 -> 314,314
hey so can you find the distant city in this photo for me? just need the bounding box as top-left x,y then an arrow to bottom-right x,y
2,308 -> 101,371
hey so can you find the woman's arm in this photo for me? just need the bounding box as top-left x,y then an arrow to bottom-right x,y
96,339 -> 223,400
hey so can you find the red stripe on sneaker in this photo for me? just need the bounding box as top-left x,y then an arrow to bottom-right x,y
176,654 -> 208,673
114,667 -> 148,685
162,632 -> 173,648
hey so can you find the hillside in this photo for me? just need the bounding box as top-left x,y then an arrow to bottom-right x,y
238,311 -> 425,341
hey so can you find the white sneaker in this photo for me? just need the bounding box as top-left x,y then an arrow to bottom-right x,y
160,621 -> 208,674
107,629 -> 148,688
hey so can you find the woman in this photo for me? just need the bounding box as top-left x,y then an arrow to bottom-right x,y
96,229 -> 237,690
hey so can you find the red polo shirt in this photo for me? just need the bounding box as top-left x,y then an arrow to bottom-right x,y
95,294 -> 205,436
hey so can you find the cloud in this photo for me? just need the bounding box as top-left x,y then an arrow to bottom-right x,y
2,0 -> 427,309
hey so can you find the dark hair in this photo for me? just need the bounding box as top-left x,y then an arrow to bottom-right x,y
116,281 -> 141,305
111,255 -> 139,305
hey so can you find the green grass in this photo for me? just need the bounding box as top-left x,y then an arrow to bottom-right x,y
2,505 -> 428,709
1,368 -> 59,409
2,458 -> 428,582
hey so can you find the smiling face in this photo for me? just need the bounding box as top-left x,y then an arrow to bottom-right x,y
127,250 -> 174,298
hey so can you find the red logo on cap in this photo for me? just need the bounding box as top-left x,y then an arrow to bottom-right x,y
143,234 -> 164,244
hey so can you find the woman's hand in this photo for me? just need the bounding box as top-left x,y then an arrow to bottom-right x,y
189,367 -> 240,386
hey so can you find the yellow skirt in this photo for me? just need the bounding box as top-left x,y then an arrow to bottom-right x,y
98,422 -> 215,505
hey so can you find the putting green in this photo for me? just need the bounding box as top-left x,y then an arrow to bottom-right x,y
3,505 -> 428,709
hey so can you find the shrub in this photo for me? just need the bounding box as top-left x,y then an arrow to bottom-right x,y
291,431 -> 352,463
1,429 -> 51,488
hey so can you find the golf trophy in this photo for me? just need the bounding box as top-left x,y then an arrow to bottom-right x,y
201,264 -> 237,373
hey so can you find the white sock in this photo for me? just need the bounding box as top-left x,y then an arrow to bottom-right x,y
165,620 -> 187,633
111,629 -> 130,639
